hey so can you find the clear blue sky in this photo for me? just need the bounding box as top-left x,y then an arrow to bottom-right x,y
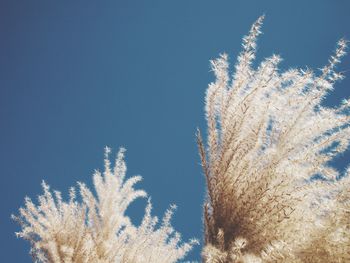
1,0 -> 350,262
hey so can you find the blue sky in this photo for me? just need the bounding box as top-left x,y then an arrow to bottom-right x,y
1,0 -> 350,262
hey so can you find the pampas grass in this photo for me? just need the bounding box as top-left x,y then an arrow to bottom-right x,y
13,147 -> 198,263
198,16 -> 349,263
14,16 -> 350,263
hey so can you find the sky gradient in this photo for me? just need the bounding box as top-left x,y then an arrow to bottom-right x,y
1,0 -> 350,261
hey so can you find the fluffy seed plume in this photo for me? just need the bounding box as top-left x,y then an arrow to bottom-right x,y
13,148 -> 198,263
198,16 -> 350,262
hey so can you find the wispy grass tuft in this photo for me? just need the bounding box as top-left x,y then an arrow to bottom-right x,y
198,16 -> 350,263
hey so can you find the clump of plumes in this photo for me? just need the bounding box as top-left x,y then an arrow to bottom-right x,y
13,147 -> 198,263
197,15 -> 350,262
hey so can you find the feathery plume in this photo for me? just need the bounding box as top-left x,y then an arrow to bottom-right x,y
13,148 -> 198,263
198,16 -> 350,262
